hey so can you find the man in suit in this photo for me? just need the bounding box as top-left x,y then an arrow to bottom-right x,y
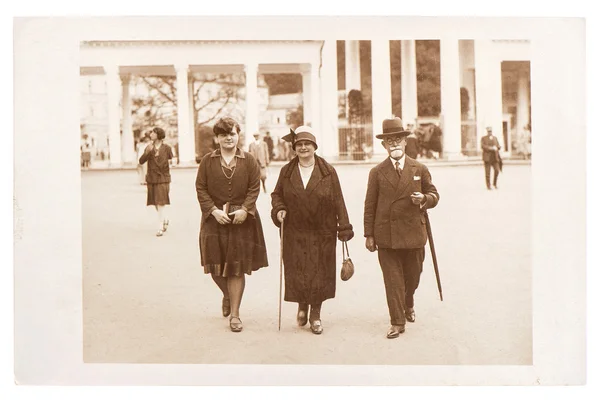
249,132 -> 270,193
264,131 -> 275,161
364,117 -> 440,339
481,126 -> 501,190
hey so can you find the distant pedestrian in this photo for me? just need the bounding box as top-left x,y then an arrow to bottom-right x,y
195,117 -> 269,333
248,132 -> 270,193
139,127 -> 173,236
81,143 -> 92,168
481,126 -> 502,190
264,131 -> 275,161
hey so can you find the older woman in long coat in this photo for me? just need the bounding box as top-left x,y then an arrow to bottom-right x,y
271,126 -> 354,335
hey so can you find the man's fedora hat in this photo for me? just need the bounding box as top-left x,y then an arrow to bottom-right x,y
376,117 -> 412,139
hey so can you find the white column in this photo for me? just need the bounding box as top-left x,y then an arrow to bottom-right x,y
345,40 -> 361,120
475,40 -> 503,148
319,40 -> 339,160
516,67 -> 530,133
345,40 -> 361,92
104,65 -> 122,165
459,40 -> 477,121
370,39 -> 392,156
121,74 -> 134,164
188,77 -> 196,161
244,62 -> 259,149
301,69 -> 312,125
309,63 -> 320,134
440,39 -> 463,159
176,64 -> 194,164
401,40 -> 419,126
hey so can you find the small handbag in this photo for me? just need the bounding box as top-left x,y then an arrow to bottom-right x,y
340,241 -> 355,281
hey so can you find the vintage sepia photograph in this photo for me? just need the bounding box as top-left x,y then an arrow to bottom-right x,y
79,38 -> 532,364
13,15 -> 587,386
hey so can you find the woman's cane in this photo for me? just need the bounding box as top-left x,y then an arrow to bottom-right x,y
278,219 -> 284,331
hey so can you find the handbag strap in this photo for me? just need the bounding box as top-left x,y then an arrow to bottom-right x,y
342,241 -> 350,259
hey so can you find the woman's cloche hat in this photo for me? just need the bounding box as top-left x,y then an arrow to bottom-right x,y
282,125 -> 318,150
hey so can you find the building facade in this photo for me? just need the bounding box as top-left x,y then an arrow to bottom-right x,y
80,39 -> 531,166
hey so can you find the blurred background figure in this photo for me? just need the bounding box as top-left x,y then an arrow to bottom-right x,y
81,143 -> 92,169
517,124 -> 531,160
404,126 -> 420,159
264,131 -> 275,161
248,132 -> 270,193
136,133 -> 151,185
139,127 -> 174,236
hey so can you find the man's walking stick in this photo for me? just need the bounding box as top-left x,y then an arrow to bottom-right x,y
278,219 -> 284,331
424,211 -> 443,301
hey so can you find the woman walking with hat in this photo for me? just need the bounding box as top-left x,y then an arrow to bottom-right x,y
271,126 -> 354,334
195,117 -> 269,333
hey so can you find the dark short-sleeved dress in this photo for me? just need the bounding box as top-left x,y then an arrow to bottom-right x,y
195,148 -> 268,277
139,144 -> 173,206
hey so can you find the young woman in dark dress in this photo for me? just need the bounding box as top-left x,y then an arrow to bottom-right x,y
139,127 -> 173,237
195,117 -> 269,332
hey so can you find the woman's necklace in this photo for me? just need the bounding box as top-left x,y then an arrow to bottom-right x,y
221,152 -> 236,180
221,165 -> 236,180
299,159 -> 315,168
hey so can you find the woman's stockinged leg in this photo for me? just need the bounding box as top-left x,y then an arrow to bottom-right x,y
227,275 -> 246,317
309,302 -> 323,334
156,205 -> 165,231
211,275 -> 229,299
309,302 -> 322,322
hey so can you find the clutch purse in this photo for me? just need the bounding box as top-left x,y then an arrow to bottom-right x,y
340,241 -> 354,281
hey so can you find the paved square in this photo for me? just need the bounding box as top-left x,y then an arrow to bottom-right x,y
82,163 -> 531,364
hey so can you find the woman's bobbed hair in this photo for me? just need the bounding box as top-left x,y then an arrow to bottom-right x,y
213,117 -> 241,136
152,127 -> 166,140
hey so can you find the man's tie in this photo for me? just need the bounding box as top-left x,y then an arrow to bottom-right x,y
395,160 -> 402,177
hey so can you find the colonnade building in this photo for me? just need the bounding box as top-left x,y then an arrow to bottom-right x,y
80,39 -> 531,165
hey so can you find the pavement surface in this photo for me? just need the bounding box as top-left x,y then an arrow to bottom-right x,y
82,163 -> 531,365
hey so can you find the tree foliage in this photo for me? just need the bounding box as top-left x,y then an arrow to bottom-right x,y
415,40 -> 441,117
130,74 -> 245,141
263,74 -> 302,95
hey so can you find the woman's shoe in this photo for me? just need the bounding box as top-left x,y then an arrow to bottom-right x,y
156,230 -> 164,237
222,297 -> 231,317
297,309 -> 308,327
229,316 -> 243,332
309,320 -> 323,335
162,219 -> 170,232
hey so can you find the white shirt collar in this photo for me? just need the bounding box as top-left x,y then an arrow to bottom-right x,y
389,155 -> 406,170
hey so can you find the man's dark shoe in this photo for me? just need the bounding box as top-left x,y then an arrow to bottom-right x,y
386,325 -> 405,339
405,307 -> 415,323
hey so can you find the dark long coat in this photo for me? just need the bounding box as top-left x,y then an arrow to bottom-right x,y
481,134 -> 501,163
271,155 -> 353,304
364,157 -> 440,249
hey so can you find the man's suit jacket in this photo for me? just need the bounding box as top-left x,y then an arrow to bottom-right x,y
481,135 -> 501,163
364,157 -> 439,249
249,140 -> 270,167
